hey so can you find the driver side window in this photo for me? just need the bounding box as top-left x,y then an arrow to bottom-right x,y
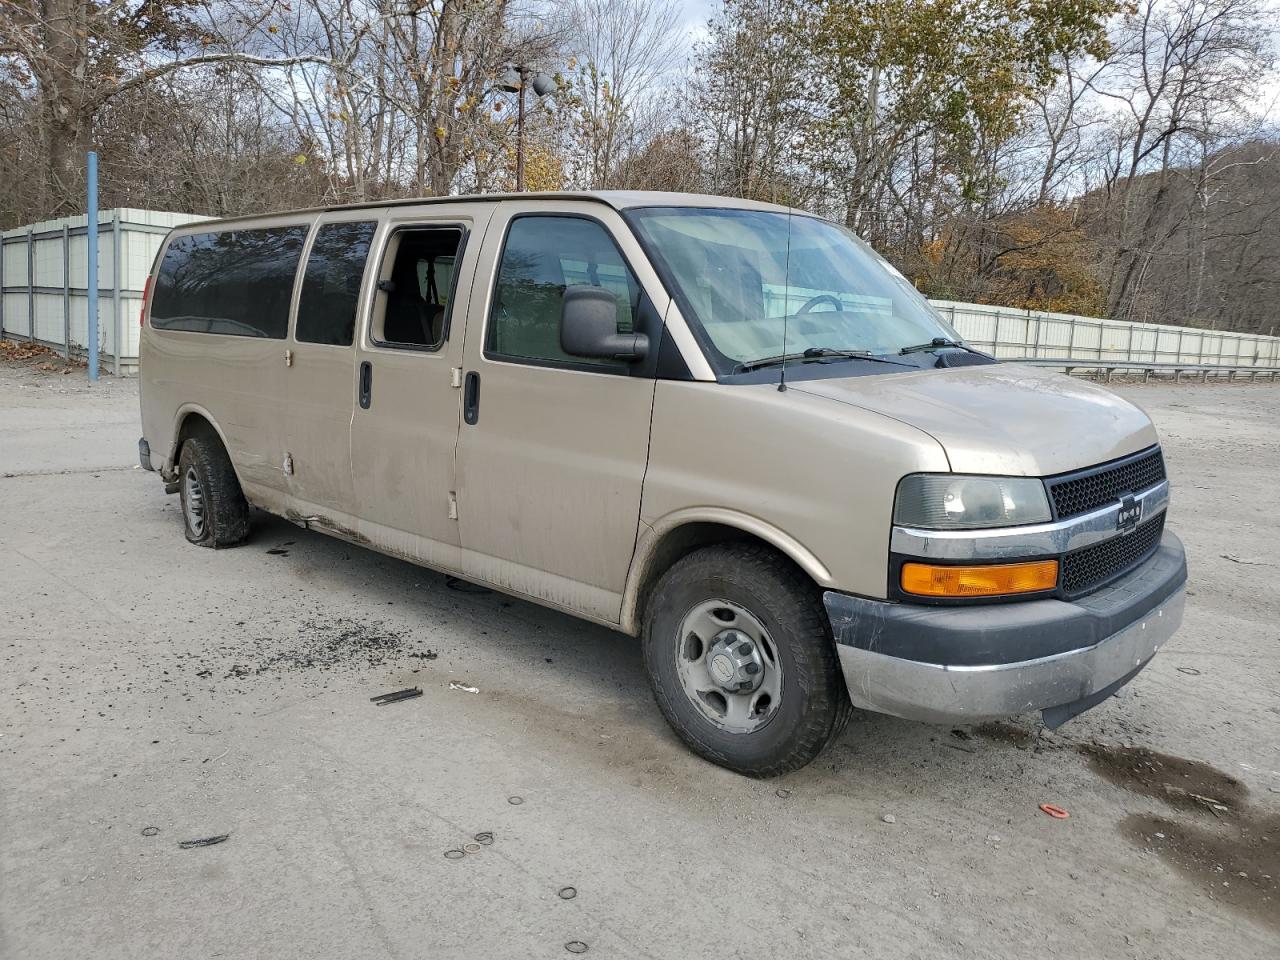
486,216 -> 638,369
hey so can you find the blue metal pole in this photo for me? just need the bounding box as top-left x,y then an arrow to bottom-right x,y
87,150 -> 99,381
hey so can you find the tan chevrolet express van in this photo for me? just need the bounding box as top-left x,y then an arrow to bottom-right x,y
138,192 -> 1186,776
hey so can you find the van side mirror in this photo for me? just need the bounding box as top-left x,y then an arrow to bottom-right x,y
560,285 -> 649,361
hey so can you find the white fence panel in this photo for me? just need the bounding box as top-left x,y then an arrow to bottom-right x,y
930,298 -> 1280,371
0,208 -> 209,374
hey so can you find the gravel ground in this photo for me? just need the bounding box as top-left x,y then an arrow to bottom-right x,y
1,362 -> 1277,960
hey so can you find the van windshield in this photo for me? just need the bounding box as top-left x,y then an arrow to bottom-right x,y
629,207 -> 957,373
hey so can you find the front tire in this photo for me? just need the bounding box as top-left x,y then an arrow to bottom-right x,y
178,436 -> 250,548
642,543 -> 852,777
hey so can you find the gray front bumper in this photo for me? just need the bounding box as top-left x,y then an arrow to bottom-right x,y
825,531 -> 1187,727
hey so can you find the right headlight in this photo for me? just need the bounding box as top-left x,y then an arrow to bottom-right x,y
894,474 -> 1052,529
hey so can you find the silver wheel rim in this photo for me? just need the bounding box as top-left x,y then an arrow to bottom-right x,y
183,466 -> 206,538
675,599 -> 782,734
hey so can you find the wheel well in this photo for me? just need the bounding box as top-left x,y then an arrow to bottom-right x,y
174,412 -> 224,465
627,522 -> 817,635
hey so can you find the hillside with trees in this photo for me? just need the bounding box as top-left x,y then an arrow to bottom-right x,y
2,0 -> 1276,333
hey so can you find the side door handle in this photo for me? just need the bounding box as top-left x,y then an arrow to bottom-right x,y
463,370 -> 480,424
359,360 -> 372,409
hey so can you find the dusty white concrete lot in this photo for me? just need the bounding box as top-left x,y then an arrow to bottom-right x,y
1,360 -> 1277,960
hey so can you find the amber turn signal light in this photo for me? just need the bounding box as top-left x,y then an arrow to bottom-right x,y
900,559 -> 1059,598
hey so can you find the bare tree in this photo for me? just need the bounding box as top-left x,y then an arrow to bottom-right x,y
1090,0 -> 1275,320
0,0 -> 338,214
693,0 -> 816,204
560,0 -> 682,189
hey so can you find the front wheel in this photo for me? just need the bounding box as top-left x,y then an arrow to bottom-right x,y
642,544 -> 852,777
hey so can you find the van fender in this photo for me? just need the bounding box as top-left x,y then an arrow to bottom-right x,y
164,403 -> 235,480
619,507 -> 835,636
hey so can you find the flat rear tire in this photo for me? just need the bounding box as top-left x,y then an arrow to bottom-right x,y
177,436 -> 250,548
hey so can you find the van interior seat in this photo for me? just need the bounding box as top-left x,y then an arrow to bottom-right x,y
384,254 -> 436,346
381,229 -> 461,347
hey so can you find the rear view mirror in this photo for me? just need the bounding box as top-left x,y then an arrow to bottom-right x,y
560,285 -> 648,361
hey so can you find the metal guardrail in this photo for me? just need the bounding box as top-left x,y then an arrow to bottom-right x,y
1009,358 -> 1280,383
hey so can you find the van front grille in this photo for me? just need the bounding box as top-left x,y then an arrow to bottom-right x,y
1048,448 -> 1166,519
1061,513 -> 1165,596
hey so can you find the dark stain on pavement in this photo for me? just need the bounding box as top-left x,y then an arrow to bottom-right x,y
1122,810 -> 1278,932
1084,741 -> 1276,932
1080,743 -> 1248,816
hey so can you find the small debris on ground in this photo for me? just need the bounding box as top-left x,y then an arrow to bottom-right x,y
195,617 -> 431,680
202,746 -> 230,764
558,886 -> 578,900
449,681 -> 479,694
508,796 -> 524,805
1176,790 -> 1230,814
882,814 -> 897,824
565,942 -> 588,954
141,826 -> 160,837
474,831 -> 494,845
178,834 -> 230,849
444,849 -> 465,860
1177,666 -> 1202,675
370,687 -> 423,706
1039,803 -> 1070,819
775,788 -> 791,799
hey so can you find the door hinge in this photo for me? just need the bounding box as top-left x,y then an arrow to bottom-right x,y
450,366 -> 463,388
285,349 -> 293,367
448,492 -> 458,520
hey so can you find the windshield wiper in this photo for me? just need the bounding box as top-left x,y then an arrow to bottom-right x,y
736,347 -> 913,373
899,337 -> 987,357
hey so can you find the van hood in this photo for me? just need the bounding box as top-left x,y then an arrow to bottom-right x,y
791,363 -> 1158,476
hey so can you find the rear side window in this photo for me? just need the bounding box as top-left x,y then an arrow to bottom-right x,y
150,226 -> 308,338
296,221 -> 377,346
372,227 -> 464,350
486,216 -> 638,369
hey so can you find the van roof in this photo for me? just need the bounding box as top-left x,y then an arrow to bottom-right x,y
181,191 -> 803,230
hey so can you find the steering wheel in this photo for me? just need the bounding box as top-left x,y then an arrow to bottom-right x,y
796,294 -> 844,315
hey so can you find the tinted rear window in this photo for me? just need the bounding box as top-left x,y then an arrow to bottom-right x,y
296,221 -> 377,346
150,226 -> 308,338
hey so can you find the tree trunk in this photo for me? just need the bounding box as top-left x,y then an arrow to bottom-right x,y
39,0 -> 92,215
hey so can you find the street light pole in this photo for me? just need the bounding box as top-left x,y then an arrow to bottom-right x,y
499,65 -> 556,192
516,76 -> 527,192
